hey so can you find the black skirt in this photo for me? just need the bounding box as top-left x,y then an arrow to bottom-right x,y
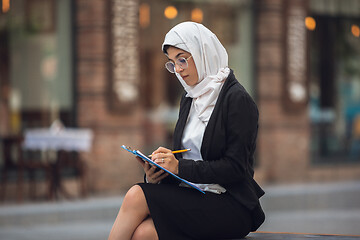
137,183 -> 252,240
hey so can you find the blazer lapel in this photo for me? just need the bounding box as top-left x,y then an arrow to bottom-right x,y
201,71 -> 236,159
173,95 -> 192,150
174,71 -> 236,158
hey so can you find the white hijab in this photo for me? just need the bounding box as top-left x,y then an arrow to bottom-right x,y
162,22 -> 230,123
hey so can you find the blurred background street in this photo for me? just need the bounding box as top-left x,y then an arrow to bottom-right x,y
1,0 -> 360,239
1,180 -> 360,240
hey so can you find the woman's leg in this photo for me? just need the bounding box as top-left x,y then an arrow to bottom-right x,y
108,185 -> 156,240
131,217 -> 158,240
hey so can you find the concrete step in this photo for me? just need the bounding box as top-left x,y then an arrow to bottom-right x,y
260,181 -> 360,212
0,196 -> 123,227
1,181 -> 360,227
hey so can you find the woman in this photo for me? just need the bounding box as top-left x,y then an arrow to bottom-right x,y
108,22 -> 265,240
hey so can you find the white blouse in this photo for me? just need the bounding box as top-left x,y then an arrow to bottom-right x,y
180,100 -> 227,194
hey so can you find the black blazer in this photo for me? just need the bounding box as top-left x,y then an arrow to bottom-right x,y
166,70 -> 265,229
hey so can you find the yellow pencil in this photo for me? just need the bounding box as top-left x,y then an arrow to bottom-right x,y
148,149 -> 191,157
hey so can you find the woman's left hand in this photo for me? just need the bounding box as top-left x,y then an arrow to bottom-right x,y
151,147 -> 179,175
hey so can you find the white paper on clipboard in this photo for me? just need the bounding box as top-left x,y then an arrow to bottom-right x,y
121,145 -> 205,194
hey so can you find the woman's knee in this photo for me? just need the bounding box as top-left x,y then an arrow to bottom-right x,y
122,185 -> 148,212
132,218 -> 158,240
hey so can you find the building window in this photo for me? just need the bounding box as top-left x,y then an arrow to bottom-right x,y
0,0 -> 74,133
309,0 -> 360,163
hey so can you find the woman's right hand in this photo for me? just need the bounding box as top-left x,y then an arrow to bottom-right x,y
136,157 -> 169,184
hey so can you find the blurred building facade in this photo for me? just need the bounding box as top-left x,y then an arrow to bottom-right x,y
0,0 -> 359,199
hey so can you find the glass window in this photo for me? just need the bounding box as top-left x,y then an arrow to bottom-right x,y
0,0 -> 74,133
308,0 -> 360,163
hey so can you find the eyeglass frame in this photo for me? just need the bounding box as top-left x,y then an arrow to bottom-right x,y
165,55 -> 193,73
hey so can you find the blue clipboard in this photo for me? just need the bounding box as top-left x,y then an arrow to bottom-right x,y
121,145 -> 205,194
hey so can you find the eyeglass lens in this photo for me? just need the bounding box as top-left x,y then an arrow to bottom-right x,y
165,57 -> 189,73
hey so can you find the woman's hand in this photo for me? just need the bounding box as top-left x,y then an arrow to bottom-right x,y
136,157 -> 169,184
151,146 -> 179,175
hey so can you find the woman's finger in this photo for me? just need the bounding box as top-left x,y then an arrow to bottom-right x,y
152,152 -> 172,162
152,171 -> 168,182
136,157 -> 145,167
153,157 -> 166,164
151,169 -> 164,178
145,164 -> 156,175
144,162 -> 151,171
152,146 -> 171,156
157,172 -> 169,181
147,169 -> 168,184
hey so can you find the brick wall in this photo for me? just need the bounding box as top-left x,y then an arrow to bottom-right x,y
75,0 -> 145,195
255,0 -> 311,184
255,0 -> 360,184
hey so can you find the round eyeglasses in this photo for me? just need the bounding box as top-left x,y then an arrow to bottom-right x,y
165,56 -> 192,73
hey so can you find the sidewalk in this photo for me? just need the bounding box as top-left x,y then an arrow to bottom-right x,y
0,181 -> 360,240
0,196 -> 123,227
258,181 -> 360,235
0,196 -> 123,240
